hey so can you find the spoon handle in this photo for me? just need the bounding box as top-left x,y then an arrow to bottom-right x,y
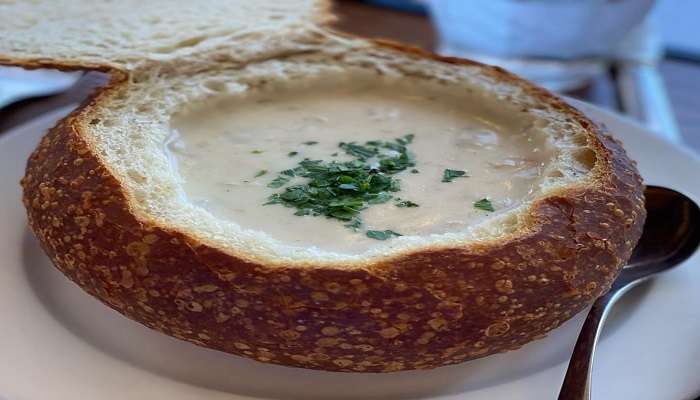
558,290 -> 618,400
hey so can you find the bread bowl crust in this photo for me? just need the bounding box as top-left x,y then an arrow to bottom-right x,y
18,41 -> 645,372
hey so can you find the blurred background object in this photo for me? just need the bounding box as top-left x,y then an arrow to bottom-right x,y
1,0 -> 698,151
427,0 -> 655,91
0,70 -> 106,133
0,67 -> 80,109
333,0 -> 700,150
424,0 -> 679,142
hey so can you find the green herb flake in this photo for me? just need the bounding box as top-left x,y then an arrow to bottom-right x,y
251,150 -> 264,154
411,169 -> 419,174
474,198 -> 495,212
302,141 -> 319,146
338,183 -> 359,191
366,230 -> 403,240
340,142 -> 377,159
368,191 -> 392,204
288,151 -> 299,157
344,218 -> 363,231
280,169 -> 296,177
254,170 -> 267,178
442,169 -> 467,183
395,199 -> 419,208
267,175 -> 291,188
396,133 -> 415,145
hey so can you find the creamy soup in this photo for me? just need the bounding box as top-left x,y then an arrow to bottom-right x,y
167,80 -> 553,253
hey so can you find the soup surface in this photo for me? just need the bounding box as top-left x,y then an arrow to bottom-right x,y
167,80 -> 553,253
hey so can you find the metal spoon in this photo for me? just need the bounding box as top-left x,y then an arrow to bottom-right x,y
558,185 -> 700,400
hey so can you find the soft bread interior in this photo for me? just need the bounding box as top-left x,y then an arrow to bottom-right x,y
0,0 -> 330,67
79,36 -> 598,265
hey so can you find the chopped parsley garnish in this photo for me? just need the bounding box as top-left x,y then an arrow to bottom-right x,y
288,151 -> 299,157
411,169 -> 419,174
474,198 -> 495,212
442,169 -> 467,183
302,141 -> 319,146
251,150 -> 264,154
254,170 -> 267,178
366,230 -> 403,240
264,135 -> 416,238
395,199 -> 419,208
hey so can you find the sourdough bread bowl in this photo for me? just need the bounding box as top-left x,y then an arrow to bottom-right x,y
2,0 -> 644,372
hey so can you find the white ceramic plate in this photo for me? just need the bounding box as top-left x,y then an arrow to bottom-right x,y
1,103 -> 699,400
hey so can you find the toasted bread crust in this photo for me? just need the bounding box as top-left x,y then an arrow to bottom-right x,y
19,41 -> 644,372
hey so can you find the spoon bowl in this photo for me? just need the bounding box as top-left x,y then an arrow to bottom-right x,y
558,185 -> 700,400
623,184 -> 700,271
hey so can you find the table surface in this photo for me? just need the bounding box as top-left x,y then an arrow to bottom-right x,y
1,0 -> 698,153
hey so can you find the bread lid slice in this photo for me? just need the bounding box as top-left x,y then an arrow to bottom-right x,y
0,0 -> 332,69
